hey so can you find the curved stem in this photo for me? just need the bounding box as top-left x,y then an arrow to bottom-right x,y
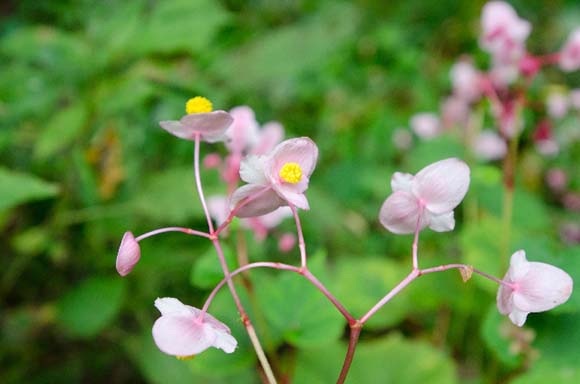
289,204 -> 307,268
412,204 -> 424,270
135,227 -> 210,242
194,134 -> 215,234
336,324 -> 362,384
419,263 -> 513,288
302,269 -> 356,324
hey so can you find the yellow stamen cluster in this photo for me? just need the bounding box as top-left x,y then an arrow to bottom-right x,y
185,96 -> 213,114
176,355 -> 196,361
279,162 -> 303,184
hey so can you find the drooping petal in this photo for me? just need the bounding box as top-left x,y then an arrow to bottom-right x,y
379,191 -> 427,234
160,111 -> 233,142
508,308 -> 529,327
496,282 -> 514,315
212,330 -> 238,353
275,184 -> 310,210
152,315 -> 215,356
508,250 -> 530,280
239,155 -> 268,185
116,231 -> 141,276
230,185 -> 285,218
412,158 -> 470,215
154,297 -> 192,316
391,172 -> 414,193
515,262 -> 573,312
428,211 -> 455,232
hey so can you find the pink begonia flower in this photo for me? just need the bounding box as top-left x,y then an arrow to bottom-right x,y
410,113 -> 441,140
441,96 -> 470,128
559,28 -> 580,72
480,1 -> 531,63
450,59 -> 482,102
225,106 -> 260,154
569,89 -> 580,109
473,130 -> 507,161
497,250 -> 573,327
152,297 -> 237,357
208,195 -> 291,240
159,97 -> 233,143
546,91 -> 569,119
379,158 -> 470,234
230,137 -> 318,218
116,231 -> 141,276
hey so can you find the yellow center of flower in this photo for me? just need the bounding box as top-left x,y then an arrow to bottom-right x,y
176,355 -> 196,361
185,96 -> 213,114
279,162 -> 302,184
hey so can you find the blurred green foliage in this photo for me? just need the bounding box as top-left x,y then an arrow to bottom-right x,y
1,0 -> 579,383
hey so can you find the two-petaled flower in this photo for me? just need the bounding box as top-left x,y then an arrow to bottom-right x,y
379,158 -> 470,234
497,250 -> 573,326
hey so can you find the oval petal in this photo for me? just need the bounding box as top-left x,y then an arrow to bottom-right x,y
152,315 -> 215,356
379,191 -> 426,234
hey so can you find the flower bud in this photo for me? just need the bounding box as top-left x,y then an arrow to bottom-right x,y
115,231 -> 141,276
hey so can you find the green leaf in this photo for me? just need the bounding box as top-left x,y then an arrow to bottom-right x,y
134,0 -> 229,55
294,334 -> 458,383
57,276 -> 126,338
333,256 -> 409,329
511,364 -> 580,384
256,253 -> 344,348
213,3 -> 358,90
532,312 -> 580,369
34,101 -> 88,159
0,167 -> 59,212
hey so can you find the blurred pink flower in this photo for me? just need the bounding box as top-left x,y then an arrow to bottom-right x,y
442,96 -> 470,128
533,120 -> 559,157
546,91 -> 569,119
473,130 -> 507,161
152,298 -> 237,358
480,1 -> 531,62
278,232 -> 297,253
545,168 -> 568,193
116,231 -> 141,276
203,153 -> 222,169
225,106 -> 260,154
379,158 -> 470,234
230,137 -> 318,217
559,28 -> 580,72
410,113 -> 441,140
497,250 -> 573,327
450,59 -> 482,102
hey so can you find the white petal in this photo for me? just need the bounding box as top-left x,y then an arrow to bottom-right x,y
509,250 -> 530,280
412,158 -> 470,215
515,262 -> 573,312
212,330 -> 238,353
240,155 -> 268,184
496,281 -> 514,315
155,297 -> 190,316
391,172 -> 414,193
428,211 -> 455,232
267,137 -> 319,180
508,308 -> 529,327
152,315 -> 215,356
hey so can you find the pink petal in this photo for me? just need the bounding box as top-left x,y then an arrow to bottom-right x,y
508,250 -> 530,280
116,231 -> 141,276
160,111 -> 233,142
154,297 -> 193,316
226,106 -> 259,153
496,281 -> 514,315
412,158 -> 470,215
268,137 -> 319,180
252,121 -> 284,155
508,308 -> 529,327
207,196 -> 230,226
379,191 -> 426,234
274,183 -> 310,209
212,330 -> 238,353
230,185 -> 285,218
515,262 -> 573,312
152,315 -> 215,356
410,113 -> 440,140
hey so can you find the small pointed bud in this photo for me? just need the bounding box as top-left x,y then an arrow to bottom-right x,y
116,231 -> 141,276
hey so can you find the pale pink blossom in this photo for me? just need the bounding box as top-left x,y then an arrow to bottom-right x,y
441,96 -> 470,128
489,60 -> 519,88
230,137 -> 318,218
116,231 -> 141,276
410,113 -> 441,140
152,298 -> 237,357
225,106 -> 260,154
473,130 -> 507,161
559,28 -> 580,72
450,59 -> 482,102
569,89 -> 580,109
278,233 -> 297,253
546,91 -> 569,119
497,250 -> 573,327
545,168 -> 568,193
480,1 -> 531,62
159,112 -> 233,143
203,153 -> 222,169
379,158 -> 470,234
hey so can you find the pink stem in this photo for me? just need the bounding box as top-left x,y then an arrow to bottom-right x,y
419,263 -> 513,288
289,204 -> 307,268
302,269 -> 356,324
412,204 -> 424,270
135,227 -> 210,242
336,324 -> 362,384
194,133 -> 215,234
360,270 -> 419,324
201,262 -> 301,314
